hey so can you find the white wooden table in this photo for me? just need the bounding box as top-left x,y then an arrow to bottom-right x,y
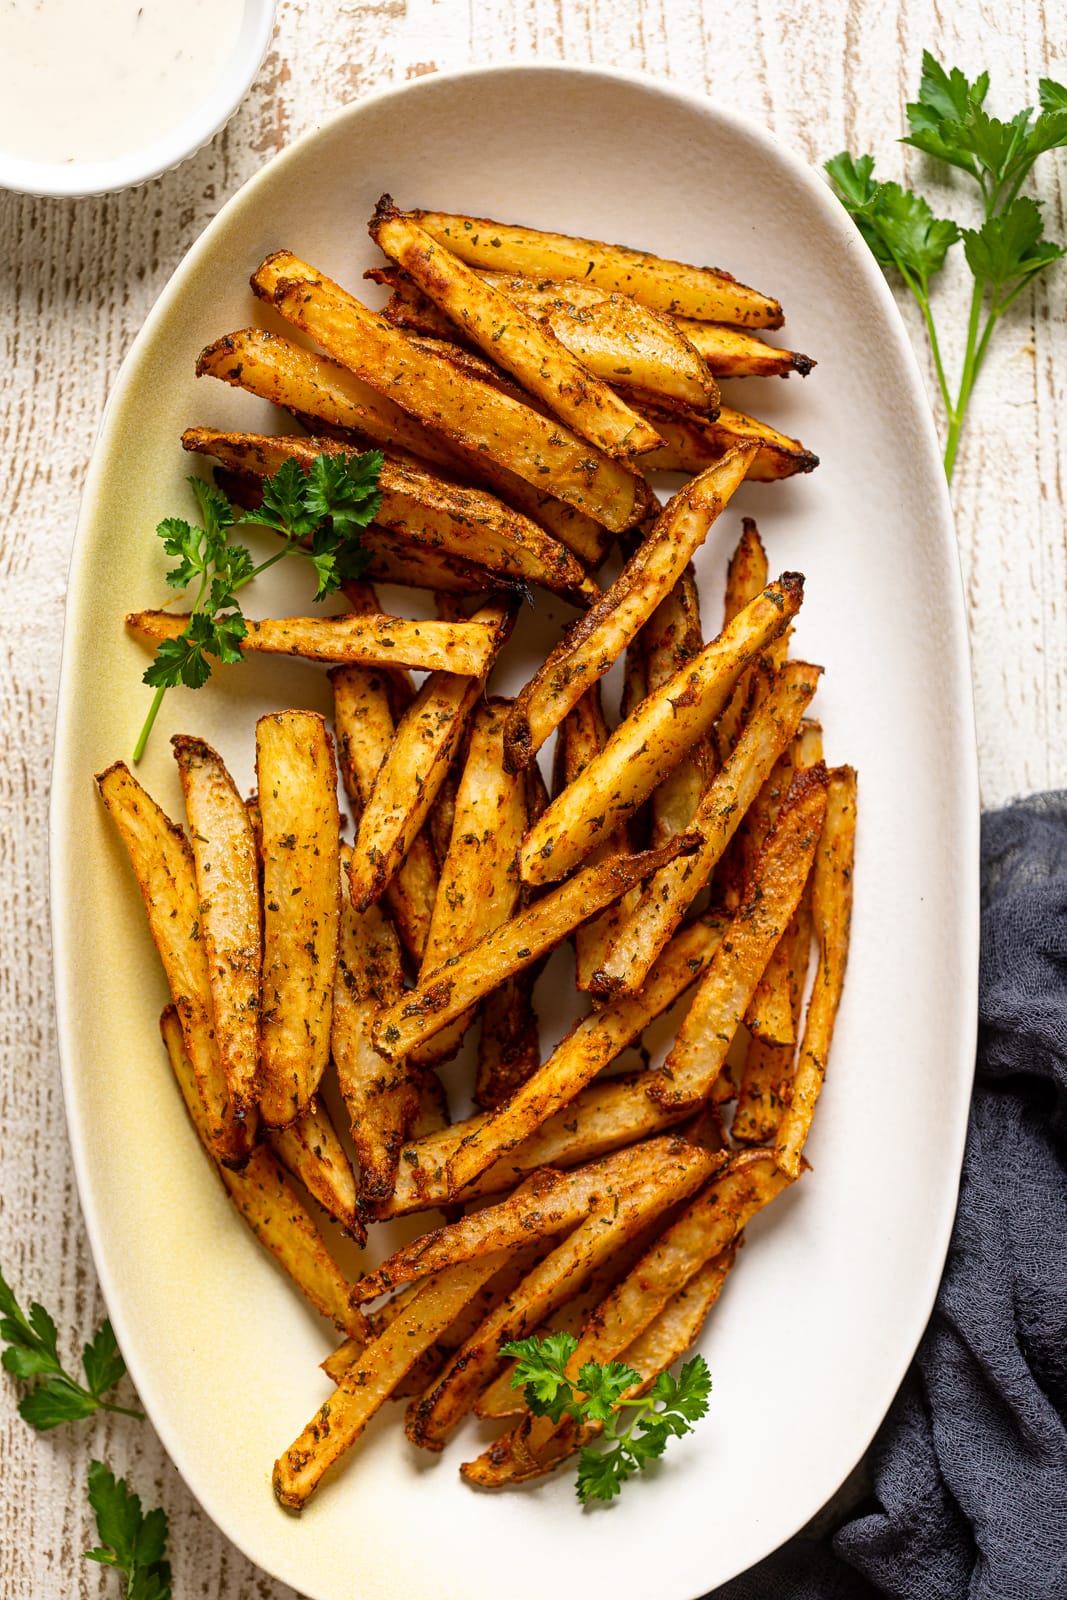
1,2 -> 1063,1594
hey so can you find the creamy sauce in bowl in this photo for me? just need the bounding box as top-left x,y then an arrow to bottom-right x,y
0,0 -> 247,167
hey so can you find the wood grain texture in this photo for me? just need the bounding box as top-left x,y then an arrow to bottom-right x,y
0,2 -> 1063,1594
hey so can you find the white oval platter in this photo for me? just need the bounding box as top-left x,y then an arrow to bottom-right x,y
51,62 -> 979,1600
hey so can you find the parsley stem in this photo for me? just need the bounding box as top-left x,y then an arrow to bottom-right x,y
944,276 -> 987,481
915,292 -> 954,420
132,686 -> 167,764
97,1399 -> 145,1421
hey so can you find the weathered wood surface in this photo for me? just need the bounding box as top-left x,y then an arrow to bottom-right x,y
0,2 -> 1063,1594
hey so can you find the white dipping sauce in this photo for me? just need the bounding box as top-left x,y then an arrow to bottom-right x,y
0,0 -> 246,166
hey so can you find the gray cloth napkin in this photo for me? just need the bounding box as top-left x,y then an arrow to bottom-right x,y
708,794 -> 1067,1600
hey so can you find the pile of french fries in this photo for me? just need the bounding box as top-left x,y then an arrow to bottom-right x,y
101,202 -> 856,1510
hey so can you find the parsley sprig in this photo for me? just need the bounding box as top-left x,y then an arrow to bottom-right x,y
133,450 -> 383,761
826,54 -> 1067,478
85,1462 -> 172,1600
501,1332 -> 712,1503
0,1263 -> 142,1429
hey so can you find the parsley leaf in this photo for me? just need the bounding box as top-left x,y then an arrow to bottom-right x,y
826,53 -> 1067,478
85,1461 -> 172,1600
132,448 -> 382,760
501,1334 -> 712,1504
0,1262 -> 142,1429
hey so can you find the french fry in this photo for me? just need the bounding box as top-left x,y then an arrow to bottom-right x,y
775,766 -> 857,1177
182,426 -> 596,608
346,601 -> 512,914
127,606 -> 503,677
96,762 -> 252,1167
674,318 -> 814,378
463,1152 -> 791,1484
474,968 -> 542,1110
250,252 -> 653,533
639,404 -> 819,481
518,576 -> 805,886
412,1070 -> 450,1138
171,735 -> 261,1121
331,847 -> 419,1206
330,662 -> 438,967
648,766 -> 830,1111
159,1008 -> 357,1332
370,199 -> 665,460
406,1139 -> 722,1449
274,1247 -> 514,1509
445,917 -> 725,1196
352,1136 -> 696,1304
716,517 -> 771,765
593,661 -> 821,997
267,1097 -> 362,1241
405,209 -> 785,327
256,712 -> 340,1127
504,450 -> 754,770
371,837 -> 699,1062
642,567 -> 712,847
733,888 -> 814,1145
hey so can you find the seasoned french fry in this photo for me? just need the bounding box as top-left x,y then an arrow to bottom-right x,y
347,601 -> 512,914
519,576 -> 805,885
674,318 -> 814,378
406,209 -> 784,327
171,735 -> 261,1121
182,426 -> 596,608
648,766 -> 829,1111
474,968 -> 542,1111
371,199 -> 664,460
256,712 -> 340,1127
464,1152 -> 791,1484
128,606 -> 503,677
250,252 -> 653,533
274,1247 -> 514,1509
412,1070 -> 451,1138
352,1136 -> 695,1304
733,888 -> 814,1145
371,837 -> 698,1062
639,404 -> 819,480
96,763 -> 251,1167
775,766 -> 857,1177
331,847 -> 419,1206
159,1008 -> 357,1332
642,567 -> 712,847
445,917 -> 725,1196
594,661 -> 821,996
715,517 -> 771,765
504,450 -> 754,770
267,1096 -> 362,1241
406,1139 -> 722,1449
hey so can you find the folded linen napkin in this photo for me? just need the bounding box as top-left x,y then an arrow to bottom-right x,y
709,794 -> 1067,1600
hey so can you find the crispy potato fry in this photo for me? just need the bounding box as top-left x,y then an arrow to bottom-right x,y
674,318 -> 814,378
371,199 -> 664,460
733,887 -> 814,1145
331,663 -> 439,967
347,601 -> 512,913
716,518 -> 772,764
352,1135 -> 695,1304
504,450 -> 753,770
474,968 -> 542,1110
171,735 -> 261,1121
464,1151 -> 791,1483
251,252 -> 652,533
96,763 -> 251,1167
256,712 -> 340,1127
406,1139 -> 722,1449
128,605 -> 502,676
267,1096 -> 362,1241
159,1008 -> 357,1332
775,766 -> 857,1176
639,404 -> 819,480
406,209 -> 784,327
594,661 -> 821,996
371,837 -> 698,1062
648,766 -> 829,1111
519,575 -> 805,885
642,567 -> 712,846
274,1247 -> 513,1508
445,917 -> 725,1196
182,426 -> 596,608
331,847 -> 419,1206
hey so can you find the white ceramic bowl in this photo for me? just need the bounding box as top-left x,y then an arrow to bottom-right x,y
0,0 -> 275,198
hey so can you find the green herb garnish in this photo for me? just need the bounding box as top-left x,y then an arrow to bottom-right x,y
133,450 -> 383,760
0,1262 -> 142,1428
501,1331 -> 712,1504
84,1461 -> 172,1600
825,53 -> 1067,478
